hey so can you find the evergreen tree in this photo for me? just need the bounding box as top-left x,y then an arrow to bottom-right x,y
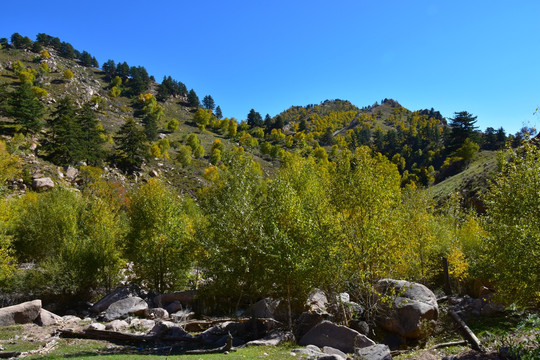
187,89 -> 199,107
7,83 -> 45,134
102,59 -> 116,79
202,95 -> 215,110
77,102 -> 106,165
215,105 -> 223,119
447,111 -> 478,152
115,118 -> 147,173
247,109 -> 263,128
45,97 -> 84,164
79,51 -> 93,67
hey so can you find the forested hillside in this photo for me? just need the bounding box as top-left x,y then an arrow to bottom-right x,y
0,32 -> 539,316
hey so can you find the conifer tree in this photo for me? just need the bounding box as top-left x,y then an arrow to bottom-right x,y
45,97 -> 83,164
202,95 -> 215,111
7,83 -> 45,134
115,118 -> 148,173
215,105 -> 223,119
77,102 -> 106,165
187,89 -> 199,107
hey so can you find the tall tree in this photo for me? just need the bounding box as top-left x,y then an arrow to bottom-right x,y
215,105 -> 223,119
447,111 -> 478,152
45,97 -> 83,165
77,102 -> 106,165
115,118 -> 148,173
7,83 -> 45,134
187,89 -> 199,107
202,95 -> 215,111
247,109 -> 263,128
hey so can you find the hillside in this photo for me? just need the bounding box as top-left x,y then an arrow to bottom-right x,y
0,33 -> 517,203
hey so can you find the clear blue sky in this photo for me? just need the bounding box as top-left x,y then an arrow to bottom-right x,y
2,0 -> 539,134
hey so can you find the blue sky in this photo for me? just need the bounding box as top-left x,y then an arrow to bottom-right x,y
2,1 -> 539,134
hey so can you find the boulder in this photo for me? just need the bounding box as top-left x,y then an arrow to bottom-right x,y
354,344 -> 392,360
154,290 -> 196,308
32,177 -> 54,191
143,308 -> 169,320
90,284 -> 143,313
65,166 -> 78,181
375,279 -> 438,339
88,323 -> 106,331
243,298 -> 280,319
62,315 -> 82,324
294,311 -> 328,340
170,309 -> 195,322
307,289 -> 329,314
105,319 -> 129,331
100,296 -> 148,321
323,346 -> 348,359
291,344 -> 325,358
148,320 -> 191,339
165,300 -> 182,314
245,330 -> 295,346
0,300 -> 42,326
128,318 -> 155,333
35,309 -> 62,326
299,320 -> 375,353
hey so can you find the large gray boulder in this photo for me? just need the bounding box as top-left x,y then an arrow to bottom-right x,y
375,279 -> 438,339
243,298 -> 280,319
90,284 -> 142,313
299,320 -> 375,353
0,300 -> 42,326
100,296 -> 148,321
354,344 -> 392,360
35,309 -> 62,326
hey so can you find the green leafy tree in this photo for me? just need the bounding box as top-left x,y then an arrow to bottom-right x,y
482,142 -> 540,305
167,119 -> 179,132
126,179 -> 200,292
194,108 -> 211,130
7,83 -> 45,134
177,145 -> 192,167
199,150 -> 268,309
115,118 -> 148,173
13,188 -> 126,296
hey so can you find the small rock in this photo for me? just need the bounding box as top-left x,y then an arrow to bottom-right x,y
88,323 -> 106,331
32,177 -> 54,191
354,344 -> 392,360
105,319 -> 129,331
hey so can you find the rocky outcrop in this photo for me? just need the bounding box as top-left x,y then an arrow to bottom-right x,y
153,290 -> 196,308
375,279 -> 438,339
0,300 -> 42,326
299,320 -> 375,353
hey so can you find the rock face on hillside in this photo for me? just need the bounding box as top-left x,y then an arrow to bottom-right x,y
0,300 -> 42,326
375,279 -> 438,339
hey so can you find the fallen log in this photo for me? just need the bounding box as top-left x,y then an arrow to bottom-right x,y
0,351 -> 21,359
58,328 -> 199,344
449,310 -> 484,352
185,332 -> 235,355
429,340 -> 467,350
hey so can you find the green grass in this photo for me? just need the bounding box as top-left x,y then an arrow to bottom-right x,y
27,340 -> 298,360
430,150 -> 498,201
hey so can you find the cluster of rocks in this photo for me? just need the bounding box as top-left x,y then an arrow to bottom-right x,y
0,279 -> 444,360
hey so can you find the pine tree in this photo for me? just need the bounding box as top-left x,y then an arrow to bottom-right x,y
77,102 -> 105,165
45,97 -> 83,164
187,89 -> 199,107
447,111 -> 478,153
215,105 -> 223,119
115,118 -> 148,173
7,83 -> 45,134
202,95 -> 215,111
